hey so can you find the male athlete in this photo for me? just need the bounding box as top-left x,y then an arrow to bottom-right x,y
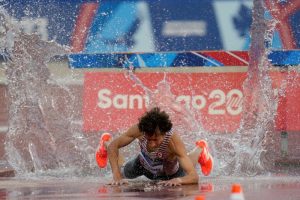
96,107 -> 213,186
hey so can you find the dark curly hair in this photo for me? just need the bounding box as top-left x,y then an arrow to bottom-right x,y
138,107 -> 172,136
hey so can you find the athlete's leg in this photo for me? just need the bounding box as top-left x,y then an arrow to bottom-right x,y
122,155 -> 146,179
96,132 -> 124,168
187,146 -> 202,166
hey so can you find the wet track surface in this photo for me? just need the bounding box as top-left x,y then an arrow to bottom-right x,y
0,175 -> 299,200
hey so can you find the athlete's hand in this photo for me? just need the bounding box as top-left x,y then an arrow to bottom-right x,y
157,178 -> 182,187
108,178 -> 128,186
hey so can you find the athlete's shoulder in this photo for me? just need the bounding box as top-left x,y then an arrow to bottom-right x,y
168,131 -> 185,150
170,131 -> 182,141
125,124 -> 143,138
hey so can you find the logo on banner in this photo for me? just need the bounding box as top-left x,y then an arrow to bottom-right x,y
83,71 -> 300,133
97,88 -> 243,116
83,72 -> 247,133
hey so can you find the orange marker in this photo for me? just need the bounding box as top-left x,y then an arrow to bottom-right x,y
195,195 -> 205,200
230,184 -> 245,200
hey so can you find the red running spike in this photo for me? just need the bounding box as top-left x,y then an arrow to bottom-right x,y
96,133 -> 112,168
196,140 -> 213,176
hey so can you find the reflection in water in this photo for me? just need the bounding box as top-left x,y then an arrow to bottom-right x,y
199,182 -> 214,192
0,177 -> 299,199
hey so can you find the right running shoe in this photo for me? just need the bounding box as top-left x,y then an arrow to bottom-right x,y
95,132 -> 112,168
196,140 -> 213,176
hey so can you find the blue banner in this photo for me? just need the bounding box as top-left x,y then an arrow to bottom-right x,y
2,0 -> 300,53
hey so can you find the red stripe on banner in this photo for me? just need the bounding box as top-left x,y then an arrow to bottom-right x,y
230,51 -> 249,63
201,51 -> 248,66
71,3 -> 99,53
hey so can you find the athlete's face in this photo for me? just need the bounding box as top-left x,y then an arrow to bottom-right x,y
145,130 -> 165,149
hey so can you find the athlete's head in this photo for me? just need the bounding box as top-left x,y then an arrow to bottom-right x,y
138,107 -> 172,137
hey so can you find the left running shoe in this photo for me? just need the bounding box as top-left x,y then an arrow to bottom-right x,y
96,132 -> 112,168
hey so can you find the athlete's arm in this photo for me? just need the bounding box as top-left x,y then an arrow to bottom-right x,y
107,124 -> 142,183
166,133 -> 198,185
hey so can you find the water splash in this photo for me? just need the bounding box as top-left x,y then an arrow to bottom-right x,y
0,8 -> 99,176
231,0 -> 277,175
